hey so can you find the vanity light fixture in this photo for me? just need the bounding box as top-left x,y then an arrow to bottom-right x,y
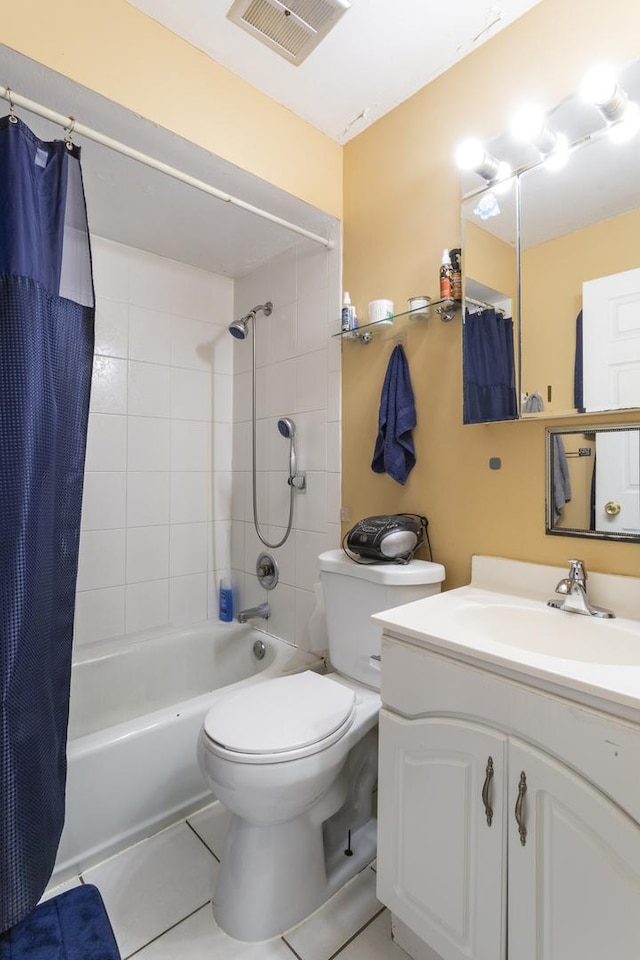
511,103 -> 561,154
608,102 -> 640,143
455,138 -> 501,181
543,132 -> 570,170
511,103 -> 571,170
492,161 -> 513,194
581,64 -> 629,122
581,64 -> 640,143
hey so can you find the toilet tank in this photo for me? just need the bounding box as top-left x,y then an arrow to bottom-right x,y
318,550 -> 445,690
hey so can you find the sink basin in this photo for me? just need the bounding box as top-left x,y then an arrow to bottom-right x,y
453,603 -> 640,664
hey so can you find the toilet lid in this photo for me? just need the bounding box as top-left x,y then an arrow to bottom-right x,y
203,671 -> 356,755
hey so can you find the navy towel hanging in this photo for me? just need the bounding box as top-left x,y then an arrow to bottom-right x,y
371,344 -> 417,485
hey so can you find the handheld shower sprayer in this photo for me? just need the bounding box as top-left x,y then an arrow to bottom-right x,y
277,418 -> 305,491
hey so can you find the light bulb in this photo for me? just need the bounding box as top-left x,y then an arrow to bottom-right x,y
544,133 -> 570,171
581,64 -> 618,106
581,63 -> 628,122
455,138 -> 486,171
493,161 -> 513,195
511,103 -> 558,154
511,103 -> 546,141
454,139 -> 500,180
608,102 -> 640,143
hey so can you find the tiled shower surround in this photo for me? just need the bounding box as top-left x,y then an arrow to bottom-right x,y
231,238 -> 341,648
75,234 -> 341,651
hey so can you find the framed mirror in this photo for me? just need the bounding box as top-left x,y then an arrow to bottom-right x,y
461,54 -> 640,423
546,424 -> 640,541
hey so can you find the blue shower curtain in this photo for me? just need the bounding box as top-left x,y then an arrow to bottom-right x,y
463,307 -> 518,424
0,116 -> 94,932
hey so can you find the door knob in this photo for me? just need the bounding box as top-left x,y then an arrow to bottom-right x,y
604,501 -> 621,517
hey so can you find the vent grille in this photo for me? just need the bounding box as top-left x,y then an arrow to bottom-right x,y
283,0 -> 341,32
243,0 -> 310,56
227,0 -> 350,65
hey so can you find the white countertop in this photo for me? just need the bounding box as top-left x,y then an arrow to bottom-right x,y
373,556 -> 640,721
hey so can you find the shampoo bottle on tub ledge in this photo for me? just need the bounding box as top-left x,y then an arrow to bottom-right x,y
219,576 -> 233,622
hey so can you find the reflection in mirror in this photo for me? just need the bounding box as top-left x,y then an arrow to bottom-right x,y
546,425 -> 640,540
461,186 -> 519,423
460,54 -> 640,422
521,123 -> 640,417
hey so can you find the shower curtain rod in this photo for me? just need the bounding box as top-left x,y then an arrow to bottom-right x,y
0,84 -> 334,250
466,295 -> 505,314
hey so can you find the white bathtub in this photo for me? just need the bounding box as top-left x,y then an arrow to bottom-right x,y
54,621 -> 318,881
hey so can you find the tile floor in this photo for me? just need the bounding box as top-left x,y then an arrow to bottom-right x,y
43,803 -> 408,960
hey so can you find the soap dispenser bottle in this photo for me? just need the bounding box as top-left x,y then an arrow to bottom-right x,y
439,249 -> 453,300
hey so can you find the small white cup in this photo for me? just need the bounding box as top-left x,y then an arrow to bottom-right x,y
368,299 -> 394,325
408,295 -> 431,320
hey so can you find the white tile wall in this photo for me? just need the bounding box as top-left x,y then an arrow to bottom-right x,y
231,234 -> 341,651
76,227 -> 340,651
75,237 -> 233,645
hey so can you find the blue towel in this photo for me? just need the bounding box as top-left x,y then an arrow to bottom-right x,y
552,434 -> 572,524
0,885 -> 121,960
371,344 -> 416,485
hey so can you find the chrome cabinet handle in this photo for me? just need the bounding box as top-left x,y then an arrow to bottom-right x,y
515,771 -> 527,846
482,756 -> 494,826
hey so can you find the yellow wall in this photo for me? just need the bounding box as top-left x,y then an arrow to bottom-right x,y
521,206 -> 640,414
2,0 -> 342,218
342,0 -> 640,588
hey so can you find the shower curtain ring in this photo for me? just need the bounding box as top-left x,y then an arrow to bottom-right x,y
7,88 -> 18,123
64,116 -> 76,150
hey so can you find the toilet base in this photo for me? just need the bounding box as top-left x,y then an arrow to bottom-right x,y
212,813 -> 377,942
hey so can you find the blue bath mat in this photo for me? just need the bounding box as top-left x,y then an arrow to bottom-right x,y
0,884 -> 121,960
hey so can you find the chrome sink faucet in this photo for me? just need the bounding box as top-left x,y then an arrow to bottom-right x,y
547,559 -> 615,619
237,602 -> 270,623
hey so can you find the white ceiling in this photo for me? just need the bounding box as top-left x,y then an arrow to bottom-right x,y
127,0 -> 544,143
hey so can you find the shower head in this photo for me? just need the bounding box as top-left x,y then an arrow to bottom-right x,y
228,301 -> 273,340
229,315 -> 250,339
277,417 -> 296,439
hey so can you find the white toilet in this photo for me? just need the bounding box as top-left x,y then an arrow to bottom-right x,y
197,549 -> 445,941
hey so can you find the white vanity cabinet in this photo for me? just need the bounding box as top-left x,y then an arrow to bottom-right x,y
377,635 -> 640,960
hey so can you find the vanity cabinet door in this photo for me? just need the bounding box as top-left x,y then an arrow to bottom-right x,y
507,738 -> 640,960
377,711 -> 507,960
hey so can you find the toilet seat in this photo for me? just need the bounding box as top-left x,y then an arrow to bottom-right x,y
202,671 -> 357,764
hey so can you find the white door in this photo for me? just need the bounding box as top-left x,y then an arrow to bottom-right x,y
507,738 -> 640,960
582,267 -> 640,412
594,430 -> 640,533
377,712 -> 507,960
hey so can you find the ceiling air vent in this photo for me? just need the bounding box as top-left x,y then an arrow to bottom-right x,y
227,0 -> 350,65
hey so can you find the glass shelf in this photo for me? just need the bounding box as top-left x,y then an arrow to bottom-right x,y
333,298 -> 460,342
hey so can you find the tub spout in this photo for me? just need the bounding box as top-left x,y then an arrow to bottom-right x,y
237,602 -> 270,623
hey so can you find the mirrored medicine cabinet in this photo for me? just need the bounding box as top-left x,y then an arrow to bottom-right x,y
546,424 -> 640,542
461,53 -> 640,425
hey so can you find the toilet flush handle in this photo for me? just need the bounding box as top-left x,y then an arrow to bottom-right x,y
369,655 -> 381,672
